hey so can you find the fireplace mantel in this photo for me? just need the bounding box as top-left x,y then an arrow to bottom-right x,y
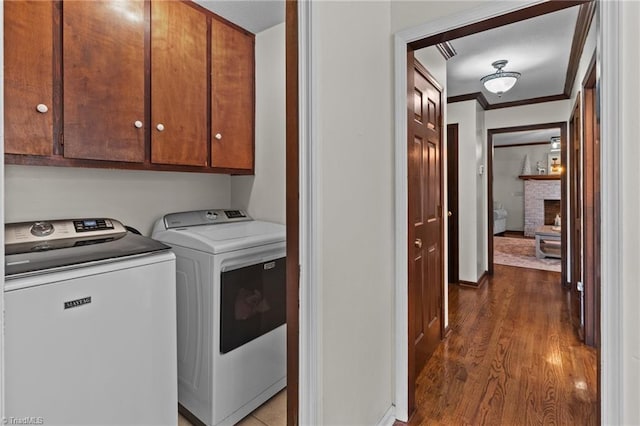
519,174 -> 561,180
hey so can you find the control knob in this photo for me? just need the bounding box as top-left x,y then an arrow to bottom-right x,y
30,221 -> 55,237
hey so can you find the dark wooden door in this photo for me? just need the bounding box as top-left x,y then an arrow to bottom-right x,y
447,124 -> 459,284
582,61 -> 600,348
63,0 -> 145,162
4,0 -> 53,156
408,56 -> 443,414
151,1 -> 208,167
569,98 -> 583,339
211,19 -> 254,171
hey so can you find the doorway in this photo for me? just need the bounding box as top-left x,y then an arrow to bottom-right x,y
447,124 -> 459,284
487,122 -> 567,281
396,1 -> 602,422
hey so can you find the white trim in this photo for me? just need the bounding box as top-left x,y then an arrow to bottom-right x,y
298,1 -> 322,425
0,1 -> 5,419
393,0 -> 620,422
598,2 -> 622,424
393,32 -> 409,423
375,405 -> 396,426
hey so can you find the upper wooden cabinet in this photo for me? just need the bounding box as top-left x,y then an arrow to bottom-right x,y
211,19 -> 255,171
151,1 -> 208,167
5,0 -> 255,174
4,1 -> 54,156
62,1 -> 146,163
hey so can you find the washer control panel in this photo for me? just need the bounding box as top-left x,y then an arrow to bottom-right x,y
73,219 -> 115,233
6,218 -> 126,247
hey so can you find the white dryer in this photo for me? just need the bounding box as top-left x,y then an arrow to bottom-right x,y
152,209 -> 286,426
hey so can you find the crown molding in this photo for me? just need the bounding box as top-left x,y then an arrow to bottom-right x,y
447,0 -> 594,111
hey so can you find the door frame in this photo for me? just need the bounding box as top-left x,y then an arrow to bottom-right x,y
569,94 -> 583,338
581,54 -> 599,348
486,122 -> 567,283
392,1 -> 622,423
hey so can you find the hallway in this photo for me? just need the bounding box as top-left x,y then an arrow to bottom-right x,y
410,265 -> 597,425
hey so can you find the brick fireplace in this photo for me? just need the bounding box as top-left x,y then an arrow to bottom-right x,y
524,180 -> 561,237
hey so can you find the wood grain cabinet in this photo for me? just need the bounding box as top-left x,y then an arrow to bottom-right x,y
211,19 -> 255,171
151,1 -> 208,167
4,1 -> 54,156
4,0 -> 255,174
63,0 -> 146,163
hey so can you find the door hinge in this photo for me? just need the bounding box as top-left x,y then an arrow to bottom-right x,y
59,132 -> 64,146
577,281 -> 584,292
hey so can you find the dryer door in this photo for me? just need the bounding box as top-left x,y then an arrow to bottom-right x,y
220,257 -> 286,353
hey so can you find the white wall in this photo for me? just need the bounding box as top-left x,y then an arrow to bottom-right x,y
494,144 -> 555,231
4,166 -> 230,235
0,0 -> 5,417
484,100 -> 570,130
448,100 -> 482,282
231,23 -> 286,224
620,3 -> 640,421
475,102 -> 486,277
391,0 -> 486,34
312,1 -> 394,424
414,46 -> 446,88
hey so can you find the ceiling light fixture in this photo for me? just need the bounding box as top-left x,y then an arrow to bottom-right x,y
480,60 -> 521,97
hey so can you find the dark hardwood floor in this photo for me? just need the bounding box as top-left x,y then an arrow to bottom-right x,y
409,264 -> 597,425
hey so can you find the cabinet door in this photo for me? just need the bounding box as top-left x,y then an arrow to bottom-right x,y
211,20 -> 254,171
151,1 -> 208,167
63,1 -> 145,163
4,1 -> 54,156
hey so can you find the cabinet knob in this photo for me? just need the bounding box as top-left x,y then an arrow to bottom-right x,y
215,133 -> 222,140
156,123 -> 165,132
36,104 -> 49,113
134,120 -> 143,129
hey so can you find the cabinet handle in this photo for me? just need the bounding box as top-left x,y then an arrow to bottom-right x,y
215,133 -> 222,140
36,104 -> 49,114
134,120 -> 143,129
156,123 -> 165,132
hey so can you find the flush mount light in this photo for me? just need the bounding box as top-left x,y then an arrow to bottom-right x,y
480,60 -> 521,96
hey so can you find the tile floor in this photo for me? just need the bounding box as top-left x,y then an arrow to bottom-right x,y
177,389 -> 286,426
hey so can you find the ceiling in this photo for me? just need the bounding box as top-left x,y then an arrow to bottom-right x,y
493,129 -> 560,147
444,5 -> 581,105
194,0 -> 284,34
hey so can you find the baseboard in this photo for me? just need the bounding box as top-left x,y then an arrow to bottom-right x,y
376,405 -> 396,426
458,270 -> 489,288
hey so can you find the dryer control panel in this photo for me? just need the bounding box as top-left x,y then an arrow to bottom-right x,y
162,209 -> 252,229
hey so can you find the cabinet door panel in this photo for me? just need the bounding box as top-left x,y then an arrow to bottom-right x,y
4,1 -> 54,156
151,1 -> 208,167
63,1 -> 145,163
211,21 -> 254,170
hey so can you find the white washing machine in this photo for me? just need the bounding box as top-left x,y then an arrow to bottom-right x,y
152,209 -> 286,426
4,218 -> 178,426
